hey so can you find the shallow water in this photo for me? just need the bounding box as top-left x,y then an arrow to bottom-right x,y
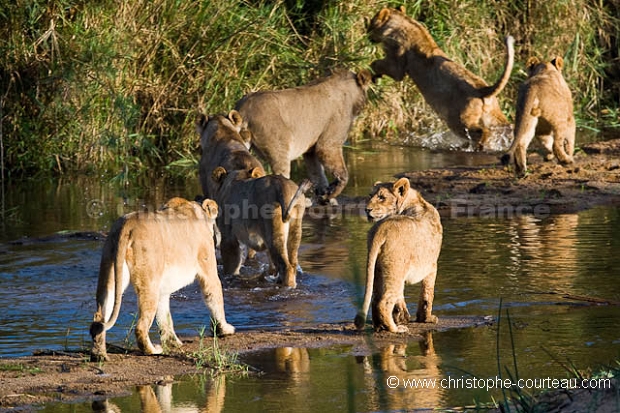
2,143 -> 620,411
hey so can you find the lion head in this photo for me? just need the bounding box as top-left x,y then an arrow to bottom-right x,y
366,177 -> 428,222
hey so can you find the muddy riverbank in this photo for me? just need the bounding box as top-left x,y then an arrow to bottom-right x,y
1,139 -> 619,411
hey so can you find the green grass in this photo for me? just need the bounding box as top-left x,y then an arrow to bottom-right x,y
1,0 -> 618,177
184,322 -> 248,376
0,363 -> 42,375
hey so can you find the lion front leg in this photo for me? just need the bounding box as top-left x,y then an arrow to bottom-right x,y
220,235 -> 243,276
370,58 -> 406,81
315,143 -> 349,204
197,260 -> 235,336
415,270 -> 438,324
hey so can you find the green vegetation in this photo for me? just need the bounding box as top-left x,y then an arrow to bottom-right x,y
0,363 -> 42,375
1,0 -> 618,177
185,323 -> 248,375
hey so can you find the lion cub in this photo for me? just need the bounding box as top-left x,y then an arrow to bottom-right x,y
211,166 -> 310,288
355,178 -> 443,333
367,7 -> 514,150
196,110 -> 265,199
502,56 -> 575,176
90,197 -> 235,361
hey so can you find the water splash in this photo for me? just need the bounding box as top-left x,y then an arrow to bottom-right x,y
403,125 -> 514,152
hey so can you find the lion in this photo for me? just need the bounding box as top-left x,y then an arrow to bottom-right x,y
196,110 -> 265,199
501,56 -> 575,176
354,178 -> 443,333
211,166 -> 311,288
89,197 -> 235,361
367,7 -> 514,150
234,69 -> 371,204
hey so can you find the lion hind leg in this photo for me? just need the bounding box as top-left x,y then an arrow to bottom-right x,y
393,299 -> 411,325
552,121 -> 576,165
373,296 -> 409,333
286,207 -> 304,274
135,288 -> 162,355
537,134 -> 555,161
267,214 -> 297,288
513,115 -> 539,176
415,270 -> 438,324
156,293 -> 182,350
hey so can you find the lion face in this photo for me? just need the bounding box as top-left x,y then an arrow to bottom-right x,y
366,7 -> 405,43
366,183 -> 399,222
366,177 -> 416,221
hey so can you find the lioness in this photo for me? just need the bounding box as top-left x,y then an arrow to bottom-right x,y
196,110 -> 265,199
212,166 -> 310,288
234,69 -> 372,204
355,178 -> 443,333
90,197 -> 235,361
501,56 -> 575,176
367,7 -> 514,150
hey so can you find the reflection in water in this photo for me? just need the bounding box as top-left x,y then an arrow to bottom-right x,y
91,376 -> 227,413
360,332 -> 443,411
2,145 -> 620,411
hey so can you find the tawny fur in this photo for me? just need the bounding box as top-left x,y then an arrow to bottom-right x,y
234,69 -> 371,204
355,178 -> 443,333
367,7 -> 514,150
196,110 -> 265,199
90,197 -> 234,361
211,167 -> 310,288
501,56 -> 575,176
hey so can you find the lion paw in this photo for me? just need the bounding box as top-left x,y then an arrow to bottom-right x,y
416,314 -> 438,324
218,323 -> 235,336
395,325 -> 409,333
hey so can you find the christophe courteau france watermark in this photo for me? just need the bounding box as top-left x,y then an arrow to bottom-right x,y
386,375 -> 612,392
87,198 -> 551,220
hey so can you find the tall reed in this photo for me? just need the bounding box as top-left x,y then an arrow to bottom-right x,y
0,0 -> 617,177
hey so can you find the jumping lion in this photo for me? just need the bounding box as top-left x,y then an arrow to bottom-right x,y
501,56 -> 575,176
90,197 -> 235,361
355,178 -> 443,333
367,7 -> 514,150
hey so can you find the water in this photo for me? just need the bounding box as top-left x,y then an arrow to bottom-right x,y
2,143 -> 620,411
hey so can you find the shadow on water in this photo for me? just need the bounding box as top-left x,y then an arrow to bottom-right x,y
2,142 -> 620,410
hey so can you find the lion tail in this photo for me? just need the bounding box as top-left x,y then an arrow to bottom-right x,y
282,179 -> 313,222
354,229 -> 384,330
480,35 -> 515,100
103,221 -> 131,332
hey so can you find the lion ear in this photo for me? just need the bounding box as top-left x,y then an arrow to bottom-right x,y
249,167 -> 264,179
228,110 -> 243,128
212,166 -> 228,183
551,56 -> 564,72
356,70 -> 372,88
201,199 -> 219,219
376,8 -> 391,25
397,5 -> 406,14
195,113 -> 208,134
525,57 -> 540,76
392,177 -> 410,198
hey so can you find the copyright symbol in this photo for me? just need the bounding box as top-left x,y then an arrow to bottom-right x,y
387,376 -> 399,389
86,199 -> 105,218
